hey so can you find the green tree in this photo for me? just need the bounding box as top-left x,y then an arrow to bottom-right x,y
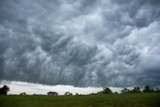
121,88 -> 130,93
20,92 -> 27,95
143,86 -> 154,93
102,87 -> 112,94
0,85 -> 10,95
47,91 -> 58,96
64,92 -> 73,96
155,87 -> 160,93
131,87 -> 141,93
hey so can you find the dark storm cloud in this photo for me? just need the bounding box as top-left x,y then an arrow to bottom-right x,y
0,0 -> 160,87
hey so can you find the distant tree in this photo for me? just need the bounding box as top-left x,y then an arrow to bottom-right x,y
131,87 -> 141,93
96,91 -> 103,95
0,85 -> 10,95
64,92 -> 73,96
121,88 -> 130,93
76,93 -> 79,96
143,86 -> 150,93
102,87 -> 112,94
114,92 -> 118,94
47,91 -> 58,96
142,86 -> 154,93
89,93 -> 97,95
155,87 -> 160,93
20,92 -> 27,95
96,87 -> 112,95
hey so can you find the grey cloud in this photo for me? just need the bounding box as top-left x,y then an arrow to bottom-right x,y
0,0 -> 160,87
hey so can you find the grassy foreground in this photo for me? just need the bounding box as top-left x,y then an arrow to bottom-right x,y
0,94 -> 160,107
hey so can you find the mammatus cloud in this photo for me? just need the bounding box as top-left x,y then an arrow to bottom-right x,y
0,0 -> 160,87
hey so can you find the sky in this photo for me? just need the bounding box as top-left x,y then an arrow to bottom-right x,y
0,81 -> 105,95
0,0 -> 160,93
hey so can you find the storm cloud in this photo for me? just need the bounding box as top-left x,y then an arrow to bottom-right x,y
0,0 -> 160,87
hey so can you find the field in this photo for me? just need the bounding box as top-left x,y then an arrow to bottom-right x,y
0,94 -> 160,107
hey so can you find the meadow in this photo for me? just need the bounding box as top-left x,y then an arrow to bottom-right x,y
0,93 -> 160,107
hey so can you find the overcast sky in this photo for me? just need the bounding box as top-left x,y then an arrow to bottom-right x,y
0,0 -> 160,89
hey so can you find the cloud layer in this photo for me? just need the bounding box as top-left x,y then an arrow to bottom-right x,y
0,0 -> 160,87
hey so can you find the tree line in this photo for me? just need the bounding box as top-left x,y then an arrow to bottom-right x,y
97,86 -> 160,95
0,85 -> 160,96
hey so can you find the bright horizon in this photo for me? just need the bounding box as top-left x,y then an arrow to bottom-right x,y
0,81 -> 123,95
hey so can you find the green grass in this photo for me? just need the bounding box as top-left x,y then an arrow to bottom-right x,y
0,93 -> 160,107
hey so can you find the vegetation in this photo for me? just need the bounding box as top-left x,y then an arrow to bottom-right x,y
0,94 -> 160,107
121,87 -> 141,94
0,85 -> 160,107
0,85 -> 10,95
100,87 -> 112,94
20,92 -> 27,95
120,86 -> 160,94
64,92 -> 73,96
47,91 -> 58,96
143,86 -> 155,93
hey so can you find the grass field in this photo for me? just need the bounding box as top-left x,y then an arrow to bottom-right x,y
0,94 -> 160,107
